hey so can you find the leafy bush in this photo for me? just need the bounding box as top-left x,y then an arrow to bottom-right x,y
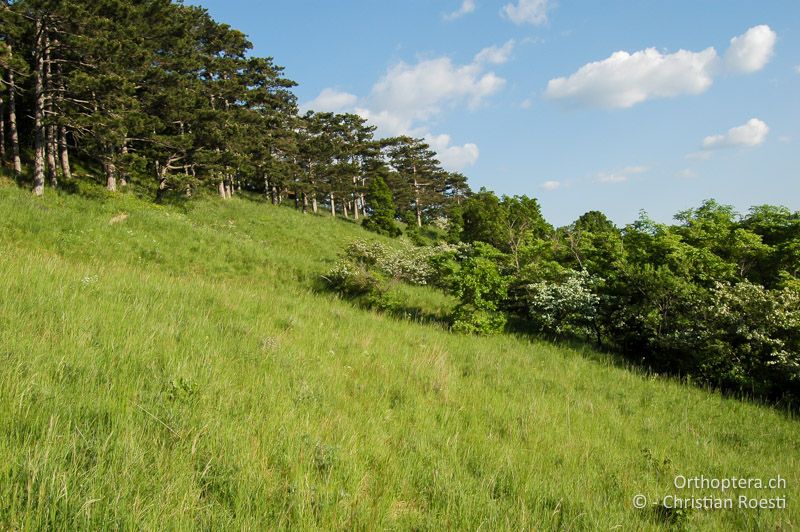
325,258 -> 382,297
445,243 -> 509,335
451,303 -> 507,335
527,269 -> 600,338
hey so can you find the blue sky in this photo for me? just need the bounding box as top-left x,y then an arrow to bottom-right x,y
188,0 -> 799,226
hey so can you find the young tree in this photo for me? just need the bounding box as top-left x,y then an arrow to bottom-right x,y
362,175 -> 400,237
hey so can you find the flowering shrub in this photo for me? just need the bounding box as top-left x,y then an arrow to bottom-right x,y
343,239 -> 453,285
527,270 -> 600,337
326,258 -> 382,296
325,240 -> 453,314
695,281 -> 800,398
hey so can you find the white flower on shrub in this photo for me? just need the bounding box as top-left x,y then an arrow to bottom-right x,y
527,270 -> 600,336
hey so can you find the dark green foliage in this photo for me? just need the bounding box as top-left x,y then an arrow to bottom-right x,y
0,0 -> 468,231
362,176 -> 400,237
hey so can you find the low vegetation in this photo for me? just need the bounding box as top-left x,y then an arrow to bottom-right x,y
0,182 -> 797,529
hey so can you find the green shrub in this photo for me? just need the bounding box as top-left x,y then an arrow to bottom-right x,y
446,243 -> 510,335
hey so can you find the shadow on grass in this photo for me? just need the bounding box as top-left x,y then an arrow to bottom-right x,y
505,315 -> 800,416
309,275 -> 452,330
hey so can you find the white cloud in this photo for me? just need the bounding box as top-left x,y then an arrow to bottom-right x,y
545,47 -> 718,108
302,47 -> 507,171
502,0 -> 550,26
779,135 -> 791,143
676,168 -> 697,179
426,134 -> 480,169
794,65 -> 800,75
520,98 -> 533,109
444,0 -> 476,21
371,57 -> 505,123
595,165 -> 647,184
353,107 -> 413,137
702,118 -> 769,149
301,88 -> 357,113
541,180 -> 561,190
724,25 -> 776,74
474,40 -> 516,65
545,25 -> 776,109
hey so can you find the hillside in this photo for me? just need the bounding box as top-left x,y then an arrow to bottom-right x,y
0,181 -> 797,530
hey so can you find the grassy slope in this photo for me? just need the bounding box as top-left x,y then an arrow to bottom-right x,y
0,181 -> 797,530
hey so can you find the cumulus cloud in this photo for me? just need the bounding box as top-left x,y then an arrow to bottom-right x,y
545,47 -> 718,108
444,0 -> 476,20
474,40 -> 516,65
353,107 -> 413,137
541,180 -> 561,190
426,134 -> 480,168
304,47 -> 509,171
595,165 -> 647,184
702,118 -> 769,149
724,25 -> 776,74
545,25 -> 776,109
502,0 -> 550,26
370,57 -> 505,123
301,88 -> 358,113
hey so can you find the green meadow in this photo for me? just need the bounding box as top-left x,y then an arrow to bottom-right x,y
0,180 -> 797,530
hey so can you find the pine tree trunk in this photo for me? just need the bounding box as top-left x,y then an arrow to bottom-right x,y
352,177 -> 360,220
105,158 -> 117,191
46,127 -> 58,187
414,179 -> 422,228
271,185 -> 278,205
312,195 -> 318,214
59,125 -> 71,180
119,144 -> 128,187
7,50 -> 22,178
330,192 -> 335,217
33,18 -> 46,196
0,92 -> 5,162
343,198 -> 348,219
45,34 -> 58,188
302,192 -> 308,213
156,161 -> 168,198
218,180 -> 226,199
57,63 -> 71,180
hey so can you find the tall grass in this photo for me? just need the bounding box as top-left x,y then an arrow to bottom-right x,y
0,182 -> 797,530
